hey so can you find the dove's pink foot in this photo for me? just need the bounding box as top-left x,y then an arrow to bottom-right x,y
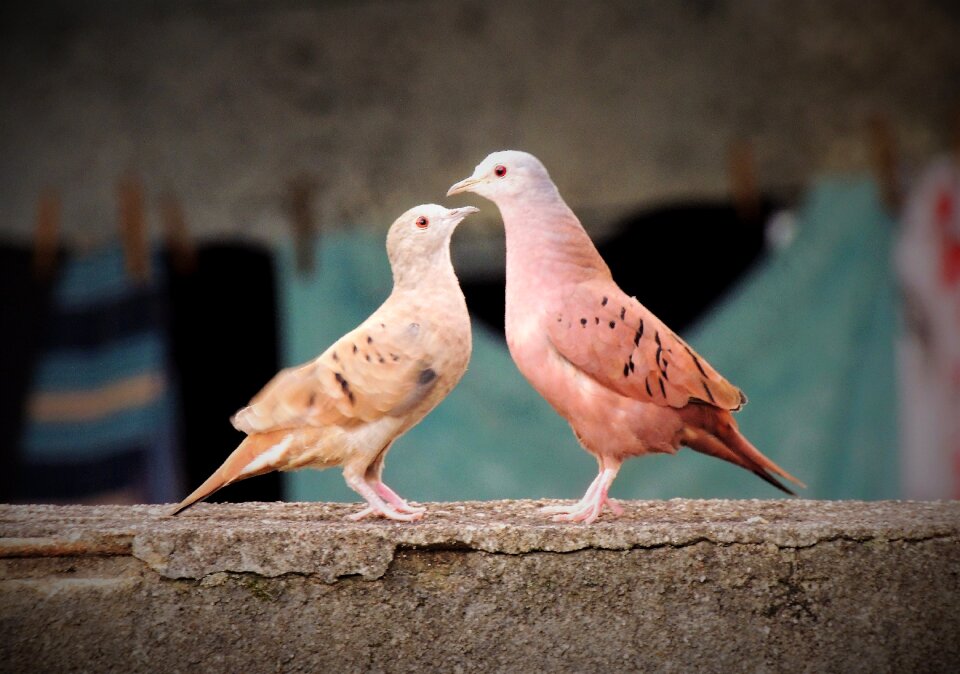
543,466 -> 622,524
348,504 -> 422,522
374,480 -> 426,514
345,475 -> 424,522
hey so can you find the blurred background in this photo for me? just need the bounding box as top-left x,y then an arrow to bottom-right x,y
1,0 -> 958,506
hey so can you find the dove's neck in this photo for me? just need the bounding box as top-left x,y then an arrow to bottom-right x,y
391,240 -> 460,295
499,188 -> 609,292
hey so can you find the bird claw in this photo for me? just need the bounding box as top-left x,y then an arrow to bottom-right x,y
551,505 -> 601,524
542,467 -> 622,524
347,504 -> 424,522
552,513 -> 594,524
539,503 -> 583,514
541,497 -> 623,523
347,506 -> 375,521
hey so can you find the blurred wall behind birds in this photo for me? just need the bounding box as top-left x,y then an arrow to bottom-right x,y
1,0 -> 958,505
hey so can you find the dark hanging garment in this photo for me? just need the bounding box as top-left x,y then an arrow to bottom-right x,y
596,200 -> 777,332
165,243 -> 284,505
0,244 -> 58,503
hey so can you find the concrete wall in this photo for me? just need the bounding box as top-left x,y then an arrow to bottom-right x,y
1,500 -> 958,672
1,1 -> 959,246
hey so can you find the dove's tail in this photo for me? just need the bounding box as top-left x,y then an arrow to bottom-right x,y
166,431 -> 292,516
683,410 -> 806,496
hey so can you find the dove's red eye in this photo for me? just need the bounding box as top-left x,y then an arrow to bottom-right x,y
416,216 -> 429,229
494,165 -> 507,178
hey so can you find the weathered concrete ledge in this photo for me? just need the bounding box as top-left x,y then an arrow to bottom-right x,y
1,499 -> 958,672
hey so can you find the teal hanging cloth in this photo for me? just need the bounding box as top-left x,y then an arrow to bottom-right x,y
649,176 -> 899,500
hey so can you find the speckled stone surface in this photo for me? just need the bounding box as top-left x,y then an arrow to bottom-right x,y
1,500 -> 958,672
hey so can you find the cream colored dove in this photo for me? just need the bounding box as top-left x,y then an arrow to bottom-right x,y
169,204 -> 477,521
448,151 -> 803,523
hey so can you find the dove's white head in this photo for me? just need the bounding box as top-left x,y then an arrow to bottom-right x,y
446,150 -> 560,203
386,204 -> 477,288
447,150 -> 607,284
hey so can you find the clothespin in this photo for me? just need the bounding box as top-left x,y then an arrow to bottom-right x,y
868,115 -> 901,212
287,174 -> 317,275
118,176 -> 151,283
729,138 -> 761,222
33,187 -> 60,279
160,191 -> 196,275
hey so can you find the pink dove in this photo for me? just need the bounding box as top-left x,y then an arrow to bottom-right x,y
448,151 -> 803,523
169,204 -> 477,521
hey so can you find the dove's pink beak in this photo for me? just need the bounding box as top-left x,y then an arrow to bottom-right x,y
446,177 -> 482,196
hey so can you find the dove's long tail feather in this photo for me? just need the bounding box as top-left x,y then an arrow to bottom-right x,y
684,411 -> 805,496
167,431 -> 291,516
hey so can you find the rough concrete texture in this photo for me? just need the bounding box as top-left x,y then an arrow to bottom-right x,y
1,500 -> 958,673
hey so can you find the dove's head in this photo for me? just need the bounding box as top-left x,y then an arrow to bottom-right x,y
447,150 -> 557,203
386,204 -> 477,280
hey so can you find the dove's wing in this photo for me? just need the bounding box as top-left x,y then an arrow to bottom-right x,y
546,279 -> 745,411
232,304 -> 438,434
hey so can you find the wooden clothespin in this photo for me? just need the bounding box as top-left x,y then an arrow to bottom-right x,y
117,176 -> 151,283
868,115 -> 901,212
33,187 -> 61,279
160,191 -> 196,275
728,138 -> 761,223
287,174 -> 318,275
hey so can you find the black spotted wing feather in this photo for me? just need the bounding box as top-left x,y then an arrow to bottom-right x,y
231,306 -> 435,433
545,279 -> 746,411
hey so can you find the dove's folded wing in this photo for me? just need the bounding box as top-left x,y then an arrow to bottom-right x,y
231,311 -> 437,434
546,279 -> 745,411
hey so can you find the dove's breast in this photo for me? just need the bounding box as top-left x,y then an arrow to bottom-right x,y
393,285 -> 472,426
424,290 -> 472,392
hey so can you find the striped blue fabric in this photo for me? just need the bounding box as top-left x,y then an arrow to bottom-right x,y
19,245 -> 180,503
25,398 -> 171,457
30,335 -> 166,392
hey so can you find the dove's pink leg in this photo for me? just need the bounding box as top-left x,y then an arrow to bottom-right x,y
346,485 -> 422,522
343,467 -> 423,522
364,449 -> 425,515
373,481 -> 426,514
545,458 -> 623,524
540,465 -> 604,514
541,457 -> 625,519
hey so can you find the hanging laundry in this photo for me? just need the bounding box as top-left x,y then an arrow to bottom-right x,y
165,243 -> 283,505
896,157 -> 960,499
17,246 -> 179,504
680,177 -> 899,499
0,244 -> 59,502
